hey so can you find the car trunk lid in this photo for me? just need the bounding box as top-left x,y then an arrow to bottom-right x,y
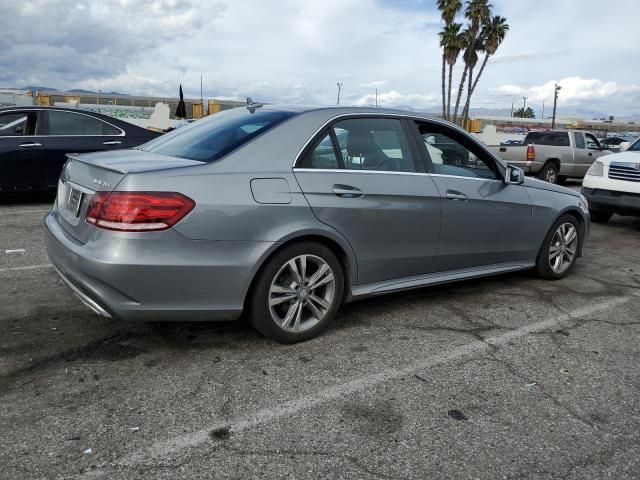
55,149 -> 203,243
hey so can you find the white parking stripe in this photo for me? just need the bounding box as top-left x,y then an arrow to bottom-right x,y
1,209 -> 50,215
0,264 -> 53,273
103,293 -> 636,471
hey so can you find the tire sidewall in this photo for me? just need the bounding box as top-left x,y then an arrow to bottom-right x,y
249,242 -> 344,343
535,214 -> 581,280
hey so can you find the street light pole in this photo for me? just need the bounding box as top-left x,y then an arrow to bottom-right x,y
336,82 -> 343,106
551,84 -> 561,129
523,96 -> 527,110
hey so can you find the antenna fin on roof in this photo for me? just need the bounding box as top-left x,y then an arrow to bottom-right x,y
246,97 -> 264,114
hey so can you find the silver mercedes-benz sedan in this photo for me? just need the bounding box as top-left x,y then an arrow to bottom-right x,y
45,105 -> 590,343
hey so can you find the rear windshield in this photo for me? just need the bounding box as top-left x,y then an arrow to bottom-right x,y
140,108 -> 296,162
524,131 -> 570,147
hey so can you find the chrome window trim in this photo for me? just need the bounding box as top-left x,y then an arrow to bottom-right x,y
293,167 -> 506,183
0,108 -> 125,137
292,112 -> 508,173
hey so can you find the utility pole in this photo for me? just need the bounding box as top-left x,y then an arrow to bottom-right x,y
522,96 -> 527,110
551,84 -> 561,129
510,102 -> 513,117
375,88 -> 378,108
542,100 -> 545,119
336,82 -> 343,106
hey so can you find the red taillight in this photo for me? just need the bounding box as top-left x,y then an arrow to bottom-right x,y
86,192 -> 195,232
526,144 -> 536,161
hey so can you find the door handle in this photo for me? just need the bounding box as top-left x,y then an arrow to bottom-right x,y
446,190 -> 468,201
588,152 -> 593,157
332,185 -> 364,198
19,142 -> 42,148
103,140 -> 123,145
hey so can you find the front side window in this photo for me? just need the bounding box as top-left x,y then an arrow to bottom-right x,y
585,133 -> 601,150
48,111 -> 121,136
332,118 -> 416,172
416,123 -> 499,180
0,112 -> 37,136
573,132 -> 585,149
141,108 -> 296,162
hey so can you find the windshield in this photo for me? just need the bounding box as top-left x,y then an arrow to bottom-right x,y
140,108 -> 296,162
627,138 -> 640,152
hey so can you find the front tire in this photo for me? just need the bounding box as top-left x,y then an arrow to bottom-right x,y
249,242 -> 344,343
537,163 -> 559,184
535,214 -> 581,280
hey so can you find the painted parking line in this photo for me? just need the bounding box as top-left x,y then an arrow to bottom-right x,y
0,209 -> 51,215
95,293 -> 636,473
0,263 -> 53,273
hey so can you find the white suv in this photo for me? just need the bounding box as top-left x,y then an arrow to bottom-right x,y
582,138 -> 640,223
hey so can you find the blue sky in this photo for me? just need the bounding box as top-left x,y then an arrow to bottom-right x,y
2,0 -> 639,117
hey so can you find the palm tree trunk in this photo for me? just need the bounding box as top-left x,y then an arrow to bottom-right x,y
441,54 -> 447,119
447,63 -> 454,121
452,65 -> 468,124
461,67 -> 474,127
469,54 -> 490,100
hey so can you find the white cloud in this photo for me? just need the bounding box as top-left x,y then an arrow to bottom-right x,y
1,0 -> 639,117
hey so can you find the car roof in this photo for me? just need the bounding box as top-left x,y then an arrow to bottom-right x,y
0,105 -> 154,134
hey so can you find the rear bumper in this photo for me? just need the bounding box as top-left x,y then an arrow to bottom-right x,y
582,187 -> 640,216
45,210 -> 276,321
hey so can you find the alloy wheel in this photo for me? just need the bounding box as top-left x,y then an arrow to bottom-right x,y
546,168 -> 557,183
268,254 -> 336,333
548,223 -> 578,274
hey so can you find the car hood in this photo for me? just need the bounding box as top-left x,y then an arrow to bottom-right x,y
522,176 -> 580,197
68,148 -> 203,174
595,150 -> 640,165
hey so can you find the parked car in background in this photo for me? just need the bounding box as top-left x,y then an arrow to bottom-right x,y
0,106 -> 160,191
599,136 -> 628,152
45,106 -> 589,343
582,136 -> 640,222
500,139 -> 523,146
491,130 -> 612,184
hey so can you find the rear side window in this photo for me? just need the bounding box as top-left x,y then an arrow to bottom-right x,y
141,109 -> 296,162
525,132 -> 569,147
48,111 -> 122,136
573,132 -> 585,149
0,112 -> 38,136
300,133 -> 340,169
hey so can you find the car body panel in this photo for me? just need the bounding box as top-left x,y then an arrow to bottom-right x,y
582,149 -> 640,216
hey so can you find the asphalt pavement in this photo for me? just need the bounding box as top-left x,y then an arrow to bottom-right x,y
1,193 -> 639,480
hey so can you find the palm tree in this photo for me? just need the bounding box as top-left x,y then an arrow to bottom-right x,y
461,15 -> 509,125
439,23 -> 463,120
452,0 -> 491,124
437,0 -> 462,119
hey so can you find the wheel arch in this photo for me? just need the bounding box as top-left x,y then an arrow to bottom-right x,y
243,229 -> 358,309
554,207 -> 587,257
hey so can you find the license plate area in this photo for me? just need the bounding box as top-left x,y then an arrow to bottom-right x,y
67,187 -> 83,217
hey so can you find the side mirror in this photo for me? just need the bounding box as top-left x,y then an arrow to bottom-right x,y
505,165 -> 525,185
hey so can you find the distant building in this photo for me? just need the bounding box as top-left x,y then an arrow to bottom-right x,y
0,89 -> 34,107
32,90 -> 244,119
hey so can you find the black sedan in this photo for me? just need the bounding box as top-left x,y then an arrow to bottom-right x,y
0,106 -> 160,191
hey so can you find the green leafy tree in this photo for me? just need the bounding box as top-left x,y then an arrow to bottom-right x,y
461,14 -> 509,125
437,0 -> 463,119
513,107 -> 535,118
452,0 -> 491,124
439,22 -> 463,120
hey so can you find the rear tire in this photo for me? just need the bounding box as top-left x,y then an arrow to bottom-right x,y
537,163 -> 559,184
535,214 -> 581,280
589,210 -> 613,223
248,242 -> 344,344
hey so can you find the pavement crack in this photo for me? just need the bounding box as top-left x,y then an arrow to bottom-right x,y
481,353 -> 601,431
